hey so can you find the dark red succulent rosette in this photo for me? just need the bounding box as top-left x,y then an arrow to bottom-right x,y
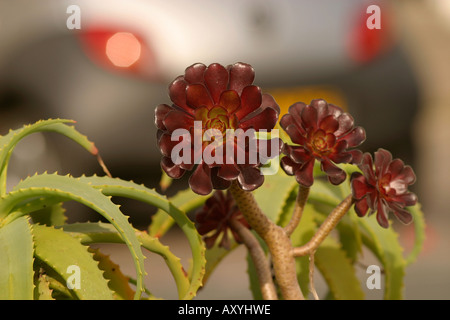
155,62 -> 281,195
279,99 -> 366,187
195,190 -> 250,249
350,148 -> 418,228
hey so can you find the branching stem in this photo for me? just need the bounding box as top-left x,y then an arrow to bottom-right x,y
284,185 -> 310,236
292,195 -> 354,257
229,181 -> 304,300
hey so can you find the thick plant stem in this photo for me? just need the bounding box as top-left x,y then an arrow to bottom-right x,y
229,181 -> 304,300
292,195 -> 354,257
284,185 -> 310,236
230,219 -> 278,300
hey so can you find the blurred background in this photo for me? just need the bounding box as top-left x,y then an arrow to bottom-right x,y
0,0 -> 448,299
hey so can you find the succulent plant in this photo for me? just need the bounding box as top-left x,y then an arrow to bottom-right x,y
280,99 -> 366,187
1,62 -> 425,301
155,62 -> 281,195
351,148 -> 418,228
0,119 -> 206,300
195,190 -> 249,249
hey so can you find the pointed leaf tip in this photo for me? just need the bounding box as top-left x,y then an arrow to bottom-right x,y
91,144 -> 99,155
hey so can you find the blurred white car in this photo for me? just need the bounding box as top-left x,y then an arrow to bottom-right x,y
0,0 -> 415,187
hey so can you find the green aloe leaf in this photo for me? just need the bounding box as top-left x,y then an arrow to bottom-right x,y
0,173 -> 146,299
89,247 -> 135,300
252,170 -> 298,223
32,224 -> 113,300
358,214 -> 406,300
0,119 -> 98,196
43,274 -> 73,299
335,172 -> 363,263
336,213 -> 362,264
0,216 -> 34,299
149,188 -> 206,238
404,203 -> 426,266
33,272 -> 54,300
276,185 -> 299,228
246,250 -> 264,300
62,222 -> 190,300
76,175 -> 206,300
315,237 -> 365,300
308,179 -> 342,208
203,240 -> 240,287
159,171 -> 173,192
30,202 -> 67,226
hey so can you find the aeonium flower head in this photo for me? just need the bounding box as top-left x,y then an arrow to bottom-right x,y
155,62 -> 281,195
195,190 -> 250,249
280,99 -> 366,187
350,148 -> 418,228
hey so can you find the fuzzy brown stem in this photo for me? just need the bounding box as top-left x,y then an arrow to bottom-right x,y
229,181 -> 304,300
292,195 -> 354,257
284,186 -> 310,236
230,219 -> 278,300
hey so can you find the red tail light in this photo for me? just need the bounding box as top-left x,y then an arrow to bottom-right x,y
347,3 -> 394,64
77,27 -> 159,79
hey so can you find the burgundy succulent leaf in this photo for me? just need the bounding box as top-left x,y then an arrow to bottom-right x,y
350,148 -> 418,228
280,99 -> 366,187
155,62 -> 281,195
195,190 -> 250,249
